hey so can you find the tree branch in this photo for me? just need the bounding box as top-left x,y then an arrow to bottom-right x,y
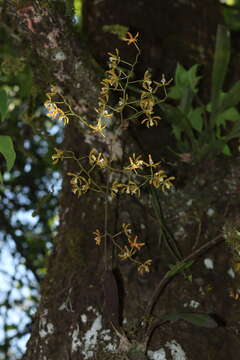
144,234 -> 223,321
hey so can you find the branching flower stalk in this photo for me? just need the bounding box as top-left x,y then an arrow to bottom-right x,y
46,33 -> 173,274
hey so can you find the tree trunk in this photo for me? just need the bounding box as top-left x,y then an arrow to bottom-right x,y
84,0 -> 222,80
4,1 -> 240,359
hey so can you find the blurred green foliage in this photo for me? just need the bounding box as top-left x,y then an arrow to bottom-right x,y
103,24 -> 129,39
221,0 -> 240,31
162,25 -> 240,162
0,136 -> 16,182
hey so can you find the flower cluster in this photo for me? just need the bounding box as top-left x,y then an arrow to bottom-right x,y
45,33 -> 171,135
149,170 -> 175,190
111,180 -> 140,197
93,223 -> 151,274
89,117 -> 107,135
89,94 -> 112,137
44,85 -> 69,125
118,224 -> 151,274
124,153 -> 144,174
67,173 -> 91,197
89,148 -> 108,168
140,70 -> 166,127
52,148 -> 65,164
121,32 -> 139,46
93,229 -> 103,246
59,150 -> 174,199
124,153 -> 160,173
120,153 -> 174,194
49,33 -> 173,278
89,49 -> 121,136
138,260 -> 152,275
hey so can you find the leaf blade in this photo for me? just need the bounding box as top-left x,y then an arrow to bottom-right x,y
0,89 -> 8,121
210,25 -> 231,127
160,312 -> 218,328
220,81 -> 240,112
0,135 -> 16,172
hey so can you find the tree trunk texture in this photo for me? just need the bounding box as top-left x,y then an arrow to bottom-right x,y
4,1 -> 240,359
84,0 -> 222,80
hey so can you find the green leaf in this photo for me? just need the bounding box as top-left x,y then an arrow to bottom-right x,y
168,86 -> 182,99
179,313 -> 218,328
0,89 -> 8,121
216,107 -> 240,126
172,125 -> 182,142
222,144 -> 231,156
5,324 -> 17,331
207,138 -> 226,155
102,24 -> 129,39
0,135 -> 16,172
160,312 -> 181,321
219,81 -> 240,112
161,104 -> 188,129
73,0 -> 82,18
208,92 -> 226,113
175,63 -> 188,87
161,103 -> 196,151
18,70 -> 33,98
188,107 -> 203,132
169,63 -> 201,100
168,64 -> 187,100
187,64 -> 201,93
179,87 -> 194,114
168,260 -> 194,277
224,119 -> 240,141
222,5 -> 240,32
210,25 -> 231,127
160,312 -> 218,328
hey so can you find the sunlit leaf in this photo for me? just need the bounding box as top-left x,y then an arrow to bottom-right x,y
5,325 -> 17,331
103,24 -> 129,39
0,135 -> 16,172
0,89 -> 8,121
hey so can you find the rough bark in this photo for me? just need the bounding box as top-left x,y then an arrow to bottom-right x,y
84,0 -> 222,81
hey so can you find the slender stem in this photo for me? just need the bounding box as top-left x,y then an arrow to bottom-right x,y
104,166 -> 110,271
151,187 -> 182,261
